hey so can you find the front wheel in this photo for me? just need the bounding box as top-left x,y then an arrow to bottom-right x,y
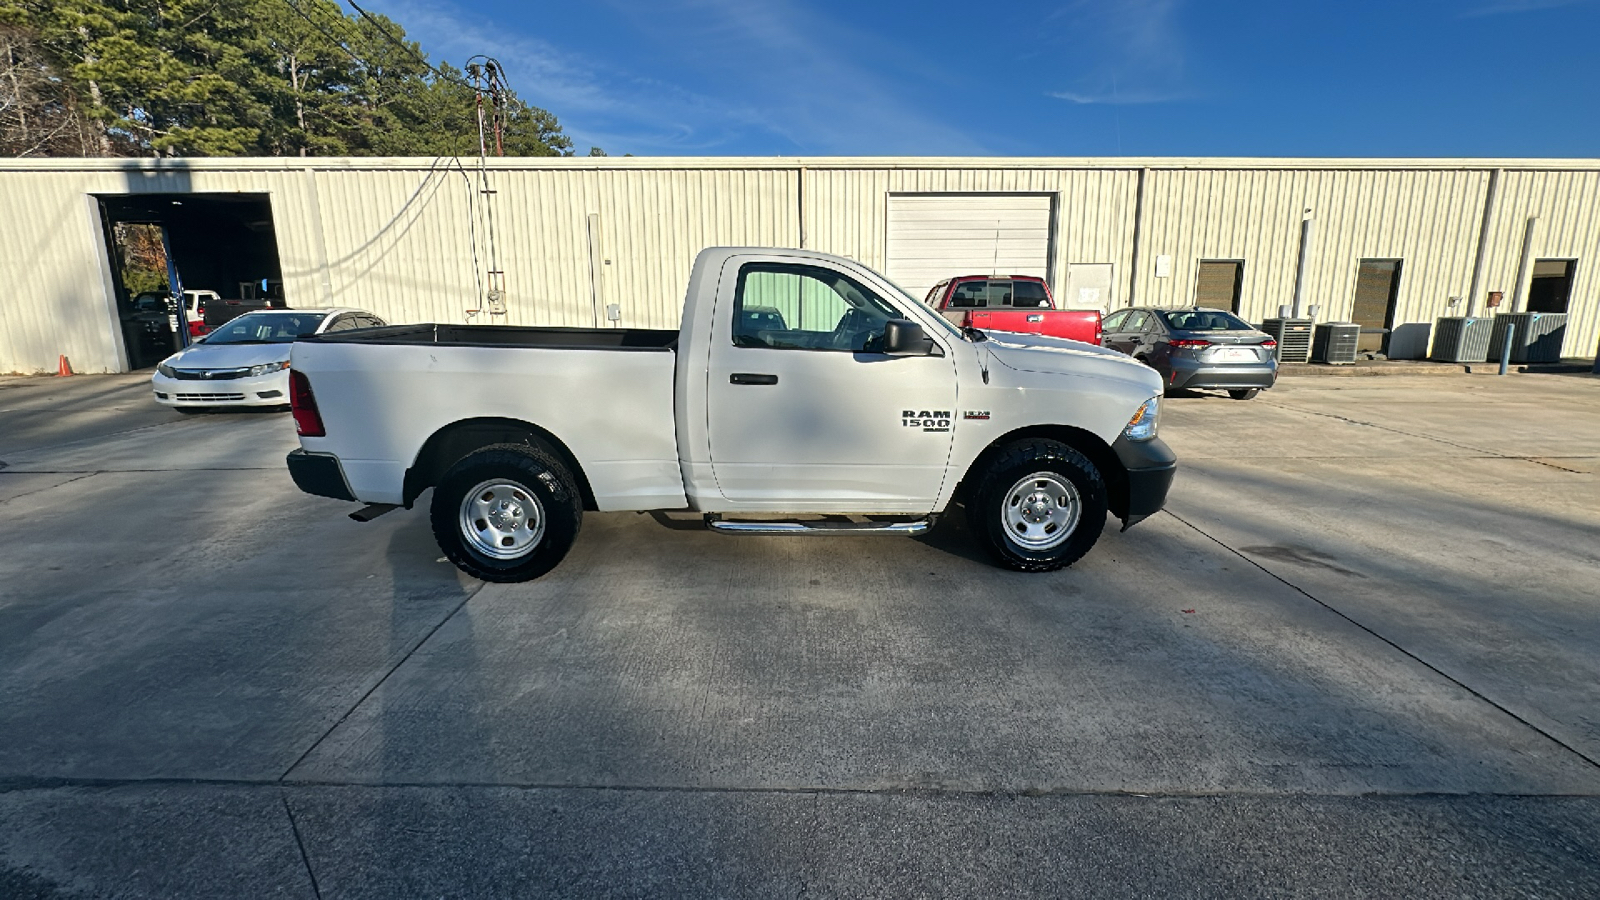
967,439 -> 1108,572
430,443 -> 582,583
1228,388 -> 1261,400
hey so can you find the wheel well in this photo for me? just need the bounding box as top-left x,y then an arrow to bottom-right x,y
956,425 -> 1130,521
403,418 -> 596,510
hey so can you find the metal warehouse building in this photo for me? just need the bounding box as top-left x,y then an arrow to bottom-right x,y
1,155 -> 1596,374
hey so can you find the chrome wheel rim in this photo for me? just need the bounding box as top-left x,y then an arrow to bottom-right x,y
459,479 -> 545,560
1002,471 -> 1081,551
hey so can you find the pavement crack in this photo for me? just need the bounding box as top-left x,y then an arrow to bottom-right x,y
276,580 -> 489,781
282,795 -> 324,900
1257,400 -> 1510,458
1163,509 -> 1600,775
0,471 -> 97,506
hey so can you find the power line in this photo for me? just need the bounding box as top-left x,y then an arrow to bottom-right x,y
274,0 -> 367,69
342,0 -> 479,91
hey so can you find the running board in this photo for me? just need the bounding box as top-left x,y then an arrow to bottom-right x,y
705,517 -> 931,536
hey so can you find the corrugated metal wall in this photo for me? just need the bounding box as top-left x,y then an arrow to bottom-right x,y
1478,170 -> 1600,355
1,157 -> 1596,374
1136,168 -> 1490,330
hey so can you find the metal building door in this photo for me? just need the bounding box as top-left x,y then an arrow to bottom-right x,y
1195,261 -> 1243,312
1063,263 -> 1113,311
1352,260 -> 1402,354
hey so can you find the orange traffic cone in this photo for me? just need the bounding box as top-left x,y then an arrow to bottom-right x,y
57,355 -> 73,376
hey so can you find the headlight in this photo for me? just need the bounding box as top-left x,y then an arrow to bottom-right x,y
157,362 -> 177,378
1124,396 -> 1160,441
248,361 -> 291,377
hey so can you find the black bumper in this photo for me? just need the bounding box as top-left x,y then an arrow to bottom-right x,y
286,449 -> 355,501
1111,434 -> 1176,530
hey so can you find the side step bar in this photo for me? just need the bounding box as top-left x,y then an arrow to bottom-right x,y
705,516 -> 932,536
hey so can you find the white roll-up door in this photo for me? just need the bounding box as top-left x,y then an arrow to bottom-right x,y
886,194 -> 1054,302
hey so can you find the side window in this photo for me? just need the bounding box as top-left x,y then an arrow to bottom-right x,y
947,280 -> 988,309
323,316 -> 354,332
1124,311 -> 1150,332
358,315 -> 386,328
924,281 -> 948,307
733,263 -> 904,352
1013,281 -> 1050,309
1102,310 -> 1130,332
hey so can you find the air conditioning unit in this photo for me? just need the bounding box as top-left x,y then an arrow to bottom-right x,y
1488,313 -> 1568,364
1312,323 -> 1360,364
1261,317 -> 1313,363
1430,317 -> 1493,363
1386,322 -> 1432,360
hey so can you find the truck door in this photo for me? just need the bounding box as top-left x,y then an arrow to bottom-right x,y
705,258 -> 958,512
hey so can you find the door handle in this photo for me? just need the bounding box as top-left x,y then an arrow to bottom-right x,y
730,373 -> 778,385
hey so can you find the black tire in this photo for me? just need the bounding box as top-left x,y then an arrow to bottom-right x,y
429,443 -> 582,583
966,439 -> 1108,572
1228,388 -> 1260,400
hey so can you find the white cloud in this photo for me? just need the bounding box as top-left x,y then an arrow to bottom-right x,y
1044,0 -> 1192,106
355,0 -> 986,155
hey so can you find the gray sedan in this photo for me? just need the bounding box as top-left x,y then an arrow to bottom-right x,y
1102,307 -> 1278,399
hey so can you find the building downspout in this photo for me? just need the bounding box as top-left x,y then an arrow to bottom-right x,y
1465,168 -> 1500,318
1126,167 -> 1148,308
1291,214 -> 1314,318
797,166 -> 807,250
1509,216 -> 1539,313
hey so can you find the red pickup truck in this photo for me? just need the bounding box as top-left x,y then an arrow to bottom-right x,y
924,276 -> 1102,345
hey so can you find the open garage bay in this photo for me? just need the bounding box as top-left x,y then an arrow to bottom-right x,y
1,372 -> 1598,898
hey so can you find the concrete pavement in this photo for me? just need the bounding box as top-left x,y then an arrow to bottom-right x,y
1,371 -> 1597,897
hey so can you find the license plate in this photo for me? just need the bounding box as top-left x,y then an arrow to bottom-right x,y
1218,347 -> 1256,362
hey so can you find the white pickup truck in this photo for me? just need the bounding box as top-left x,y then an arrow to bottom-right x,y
286,247 -> 1176,582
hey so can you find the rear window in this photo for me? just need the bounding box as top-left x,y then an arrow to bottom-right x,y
1012,281 -> 1050,309
948,280 -> 988,308
1159,310 -> 1253,331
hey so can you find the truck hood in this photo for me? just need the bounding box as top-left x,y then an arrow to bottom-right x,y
984,331 -> 1151,373
165,342 -> 291,369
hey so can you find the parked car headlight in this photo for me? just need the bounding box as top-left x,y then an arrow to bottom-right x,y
1124,396 -> 1160,441
157,362 -> 177,378
249,361 -> 291,377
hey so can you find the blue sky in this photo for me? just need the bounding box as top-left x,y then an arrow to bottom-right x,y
359,0 -> 1600,157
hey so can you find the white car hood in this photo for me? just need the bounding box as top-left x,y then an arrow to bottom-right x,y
983,331 -> 1155,381
165,342 -> 291,369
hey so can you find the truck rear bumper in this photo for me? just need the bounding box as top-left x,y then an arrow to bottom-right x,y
1111,435 -> 1176,530
287,449 -> 356,502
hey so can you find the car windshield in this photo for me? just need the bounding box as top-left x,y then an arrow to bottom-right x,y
1159,310 -> 1253,332
203,312 -> 327,344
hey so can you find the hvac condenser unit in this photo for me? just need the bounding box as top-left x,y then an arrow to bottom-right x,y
1312,323 -> 1361,364
1488,313 -> 1568,364
1430,317 -> 1494,363
1261,318 -> 1313,363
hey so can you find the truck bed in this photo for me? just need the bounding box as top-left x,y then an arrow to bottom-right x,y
302,324 -> 679,351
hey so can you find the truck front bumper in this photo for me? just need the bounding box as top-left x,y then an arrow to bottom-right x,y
1112,434 -> 1176,530
287,449 -> 356,501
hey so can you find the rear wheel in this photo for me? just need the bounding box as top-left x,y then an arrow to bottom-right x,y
430,443 -> 582,583
967,439 -> 1108,572
1228,388 -> 1260,400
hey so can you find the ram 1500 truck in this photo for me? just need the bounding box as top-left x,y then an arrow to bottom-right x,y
924,275 -> 1102,345
286,247 -> 1176,583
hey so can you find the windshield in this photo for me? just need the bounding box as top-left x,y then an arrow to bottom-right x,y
203,312 -> 327,344
1159,309 -> 1254,332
